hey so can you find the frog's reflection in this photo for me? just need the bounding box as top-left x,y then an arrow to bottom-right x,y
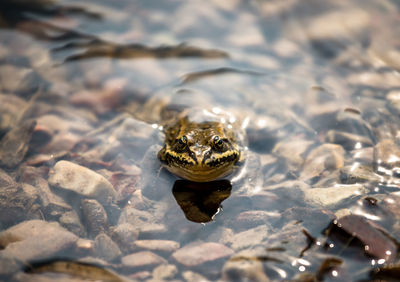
172,180 -> 232,223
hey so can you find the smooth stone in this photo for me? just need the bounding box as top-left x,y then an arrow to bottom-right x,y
48,160 -> 117,204
234,210 -> 278,230
132,240 -> 180,253
172,242 -> 233,267
152,264 -> 178,280
300,144 -> 345,182
81,199 -> 108,238
94,233 -> 122,262
0,220 -> 78,262
122,251 -> 166,268
302,185 -> 367,207
230,225 -> 270,251
0,120 -> 36,168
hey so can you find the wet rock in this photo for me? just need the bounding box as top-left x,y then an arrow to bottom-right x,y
334,110 -> 375,141
0,120 -> 36,168
386,90 -> 400,115
0,64 -> 41,96
374,139 -> 400,176
0,220 -> 78,263
94,233 -> 122,262
325,130 -> 373,151
300,144 -> 345,182
0,94 -> 27,132
132,240 -> 180,253
118,206 -> 167,236
59,210 -> 86,237
81,199 -> 109,238
48,160 -> 117,204
351,147 -> 373,165
182,270 -> 210,282
74,239 -> 94,258
222,255 -> 270,282
302,185 -> 367,207
0,170 -> 37,227
230,225 -> 270,251
121,251 -> 166,268
110,223 -> 139,253
19,172 -> 72,219
109,170 -> 141,202
272,139 -> 313,171
172,242 -> 233,267
0,253 -> 21,276
330,215 -> 397,263
234,210 -> 278,230
152,264 -> 178,280
339,164 -> 382,184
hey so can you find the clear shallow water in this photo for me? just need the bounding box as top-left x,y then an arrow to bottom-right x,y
0,0 -> 400,281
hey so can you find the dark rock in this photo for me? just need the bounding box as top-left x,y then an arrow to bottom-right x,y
81,199 -> 109,238
330,215 -> 397,263
0,120 -> 36,168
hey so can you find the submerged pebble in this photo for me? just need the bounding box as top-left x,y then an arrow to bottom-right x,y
48,160 -> 117,204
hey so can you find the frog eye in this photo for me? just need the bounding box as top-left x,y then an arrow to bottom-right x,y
178,135 -> 188,145
213,135 -> 223,146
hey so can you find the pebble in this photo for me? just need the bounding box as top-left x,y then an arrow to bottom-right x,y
0,170 -> 37,227
48,160 -> 117,204
374,139 -> 400,175
300,144 -> 345,182
272,139 -> 313,171
94,233 -> 122,262
182,270 -> 210,282
230,225 -> 270,251
234,210 -> 278,230
325,130 -> 373,151
132,240 -> 180,253
81,199 -> 109,238
302,185 -> 367,207
339,164 -> 382,184
59,210 -> 86,237
0,64 -> 41,96
121,251 -> 167,268
110,223 -> 139,253
172,242 -> 233,267
0,220 -> 78,262
152,264 -> 178,280
222,255 -> 270,282
0,94 -> 27,132
0,120 -> 36,168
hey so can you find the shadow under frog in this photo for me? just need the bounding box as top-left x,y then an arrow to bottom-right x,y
172,179 -> 232,223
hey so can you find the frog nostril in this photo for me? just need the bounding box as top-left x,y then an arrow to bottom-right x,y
202,150 -> 212,164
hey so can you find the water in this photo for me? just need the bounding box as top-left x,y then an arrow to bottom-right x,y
0,0 -> 400,281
